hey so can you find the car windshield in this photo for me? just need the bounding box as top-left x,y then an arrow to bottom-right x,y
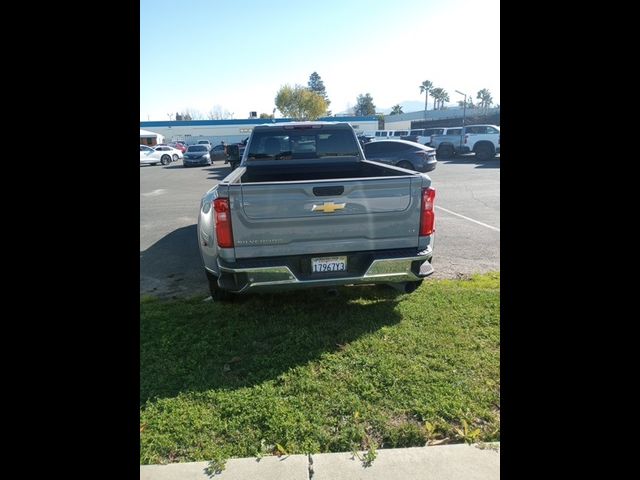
198,141 -> 210,144
188,146 -> 207,152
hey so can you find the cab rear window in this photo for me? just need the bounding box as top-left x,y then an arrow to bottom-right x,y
247,130 -> 359,160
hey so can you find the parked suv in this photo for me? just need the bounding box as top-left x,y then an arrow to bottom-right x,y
197,140 -> 212,151
402,128 -> 446,146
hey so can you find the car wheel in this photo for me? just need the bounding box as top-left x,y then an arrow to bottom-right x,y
205,271 -> 234,302
475,143 -> 495,161
437,145 -> 454,159
172,154 -> 179,162
160,155 -> 171,165
397,161 -> 414,171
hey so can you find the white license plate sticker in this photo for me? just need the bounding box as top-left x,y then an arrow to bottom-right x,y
311,256 -> 347,273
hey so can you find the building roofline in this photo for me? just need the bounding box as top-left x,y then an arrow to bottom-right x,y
140,116 -> 378,128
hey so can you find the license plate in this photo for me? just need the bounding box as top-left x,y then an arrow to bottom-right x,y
311,256 -> 347,273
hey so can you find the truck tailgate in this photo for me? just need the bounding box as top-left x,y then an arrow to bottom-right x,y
231,177 -> 422,259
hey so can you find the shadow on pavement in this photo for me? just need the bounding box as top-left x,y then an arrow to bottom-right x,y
162,164 -> 191,169
140,224 -> 208,298
206,165 -> 232,179
438,154 -> 500,169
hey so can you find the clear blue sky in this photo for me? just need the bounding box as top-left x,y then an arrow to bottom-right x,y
140,0 -> 499,121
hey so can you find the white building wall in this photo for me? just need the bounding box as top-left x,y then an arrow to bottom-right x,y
144,120 -> 379,144
383,119 -> 412,130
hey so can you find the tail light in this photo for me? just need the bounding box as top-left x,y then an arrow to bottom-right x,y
419,187 -> 436,236
213,198 -> 234,248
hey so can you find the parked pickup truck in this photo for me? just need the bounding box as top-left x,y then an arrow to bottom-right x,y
430,124 -> 500,161
224,138 -> 248,170
197,122 -> 436,301
401,127 -> 446,146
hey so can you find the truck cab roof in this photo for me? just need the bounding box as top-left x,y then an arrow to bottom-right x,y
253,121 -> 352,131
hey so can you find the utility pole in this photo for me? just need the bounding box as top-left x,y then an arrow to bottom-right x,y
455,90 -> 468,127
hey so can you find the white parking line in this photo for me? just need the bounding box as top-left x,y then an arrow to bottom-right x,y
436,206 -> 500,232
141,189 -> 166,197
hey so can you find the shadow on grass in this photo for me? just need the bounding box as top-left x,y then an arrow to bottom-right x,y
140,284 -> 404,404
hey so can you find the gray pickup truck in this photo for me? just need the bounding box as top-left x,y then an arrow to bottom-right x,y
197,122 -> 436,300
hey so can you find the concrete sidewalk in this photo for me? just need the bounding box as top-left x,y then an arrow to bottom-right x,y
140,443 -> 500,479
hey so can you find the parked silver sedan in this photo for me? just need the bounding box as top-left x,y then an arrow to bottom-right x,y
183,145 -> 212,167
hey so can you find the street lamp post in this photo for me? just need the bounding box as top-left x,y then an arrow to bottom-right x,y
455,90 -> 468,127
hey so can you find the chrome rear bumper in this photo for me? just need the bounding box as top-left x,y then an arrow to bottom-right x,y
210,248 -> 433,293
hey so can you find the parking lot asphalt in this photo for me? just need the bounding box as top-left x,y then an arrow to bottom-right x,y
140,155 -> 500,298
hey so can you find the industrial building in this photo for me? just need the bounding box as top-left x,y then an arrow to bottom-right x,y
139,116 -> 379,145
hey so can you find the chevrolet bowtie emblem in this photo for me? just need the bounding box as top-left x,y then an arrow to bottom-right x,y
312,202 -> 346,213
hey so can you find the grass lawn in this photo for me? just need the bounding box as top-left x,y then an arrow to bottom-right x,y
140,272 -> 500,465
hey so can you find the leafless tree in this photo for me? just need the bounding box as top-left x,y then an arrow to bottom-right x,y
182,108 -> 204,120
207,105 -> 232,120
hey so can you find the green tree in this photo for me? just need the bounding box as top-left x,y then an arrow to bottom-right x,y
476,89 -> 493,110
275,84 -> 328,120
354,93 -> 376,116
390,104 -> 404,115
419,80 -> 433,114
259,112 -> 273,119
457,98 -> 475,109
308,72 -> 331,109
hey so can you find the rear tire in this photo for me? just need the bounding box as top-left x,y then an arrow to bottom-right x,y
397,161 -> 414,171
172,154 -> 179,162
160,155 -> 171,165
474,143 -> 495,161
437,145 -> 454,159
206,271 -> 234,302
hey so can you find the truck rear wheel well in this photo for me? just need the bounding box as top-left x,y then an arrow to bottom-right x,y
473,141 -> 495,154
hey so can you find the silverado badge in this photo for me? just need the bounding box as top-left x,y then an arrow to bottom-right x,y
312,202 -> 346,213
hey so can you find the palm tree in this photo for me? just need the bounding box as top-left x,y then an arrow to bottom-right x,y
390,104 -> 404,115
440,89 -> 450,109
476,89 -> 493,111
419,80 -> 433,117
430,88 -> 443,110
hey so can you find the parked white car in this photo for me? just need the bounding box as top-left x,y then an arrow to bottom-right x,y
153,145 -> 183,162
140,145 -> 172,166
